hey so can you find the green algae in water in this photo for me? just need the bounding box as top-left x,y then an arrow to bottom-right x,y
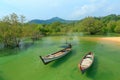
0,36 -> 120,80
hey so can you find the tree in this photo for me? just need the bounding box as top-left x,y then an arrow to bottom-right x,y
20,15 -> 26,25
10,13 -> 19,25
107,21 -> 116,32
114,20 -> 120,33
39,24 -> 49,35
0,13 -> 43,48
0,22 -> 9,46
0,13 -> 23,48
2,15 -> 10,24
81,17 -> 103,35
48,22 -> 62,34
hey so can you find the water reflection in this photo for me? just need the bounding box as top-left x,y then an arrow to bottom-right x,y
0,41 -> 34,57
20,42 -> 34,50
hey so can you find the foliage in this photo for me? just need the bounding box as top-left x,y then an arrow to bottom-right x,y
0,13 -> 120,48
107,21 -> 116,32
79,17 -> 103,35
0,13 -> 41,48
114,20 -> 120,33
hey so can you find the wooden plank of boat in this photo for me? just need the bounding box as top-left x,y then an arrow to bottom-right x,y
40,44 -> 72,65
78,52 -> 94,74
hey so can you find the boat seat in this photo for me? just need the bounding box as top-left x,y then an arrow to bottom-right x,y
81,58 -> 92,68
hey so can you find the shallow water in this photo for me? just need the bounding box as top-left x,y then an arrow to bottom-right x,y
0,36 -> 120,80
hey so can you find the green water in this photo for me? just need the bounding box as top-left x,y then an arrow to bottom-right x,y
0,36 -> 120,80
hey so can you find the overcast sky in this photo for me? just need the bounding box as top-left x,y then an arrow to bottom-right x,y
0,0 -> 120,20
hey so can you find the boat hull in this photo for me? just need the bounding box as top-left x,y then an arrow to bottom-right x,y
40,44 -> 72,65
78,52 -> 94,74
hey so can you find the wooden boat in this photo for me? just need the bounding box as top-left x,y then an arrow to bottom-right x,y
40,44 -> 72,65
78,52 -> 94,74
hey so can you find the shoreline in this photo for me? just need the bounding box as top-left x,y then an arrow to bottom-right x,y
101,37 -> 120,42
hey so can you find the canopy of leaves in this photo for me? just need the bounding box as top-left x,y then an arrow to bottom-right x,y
80,17 -> 103,35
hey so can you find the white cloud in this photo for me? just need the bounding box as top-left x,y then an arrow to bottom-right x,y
1,0 -> 120,20
69,0 -> 108,19
106,7 -> 114,13
70,5 -> 96,19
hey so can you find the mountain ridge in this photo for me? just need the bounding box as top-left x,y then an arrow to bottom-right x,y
28,17 -> 77,24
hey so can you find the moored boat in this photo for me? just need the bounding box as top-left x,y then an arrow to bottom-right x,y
40,44 -> 72,65
78,52 -> 94,74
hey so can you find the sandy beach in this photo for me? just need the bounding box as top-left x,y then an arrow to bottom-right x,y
101,37 -> 120,42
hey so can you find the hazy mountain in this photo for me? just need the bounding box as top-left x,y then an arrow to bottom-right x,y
29,17 -> 77,24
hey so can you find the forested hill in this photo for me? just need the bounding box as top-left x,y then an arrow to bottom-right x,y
94,14 -> 120,22
29,17 -> 77,24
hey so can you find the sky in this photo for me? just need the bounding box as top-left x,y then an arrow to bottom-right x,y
0,0 -> 120,21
